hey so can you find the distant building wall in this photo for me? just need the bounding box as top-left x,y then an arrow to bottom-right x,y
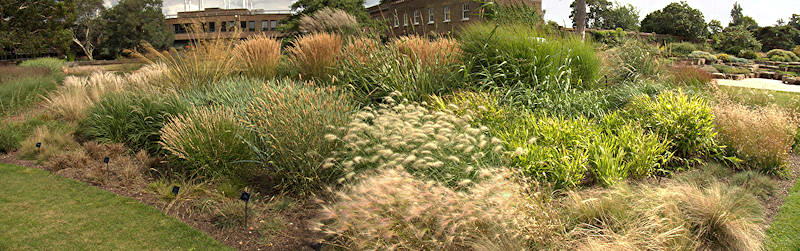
367,0 -> 542,37
164,8 -> 291,45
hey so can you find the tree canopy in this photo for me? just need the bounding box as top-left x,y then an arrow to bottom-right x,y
98,0 -> 172,58
754,25 -> 800,51
729,3 -> 758,30
641,2 -> 707,40
0,0 -> 75,56
713,25 -> 762,55
285,0 -> 369,32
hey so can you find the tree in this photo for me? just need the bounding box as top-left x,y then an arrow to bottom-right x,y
754,26 -> 800,51
597,4 -> 640,31
713,25 -> 762,55
98,0 -> 172,58
570,0 -> 610,29
0,0 -> 75,56
72,0 -> 105,60
790,14 -> 800,30
641,2 -> 708,41
708,20 -> 723,37
574,0 -> 587,40
285,0 -> 369,32
728,2 -> 758,30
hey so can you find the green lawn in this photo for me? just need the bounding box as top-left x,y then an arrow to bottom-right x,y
0,164 -> 231,250
766,178 -> 800,250
718,85 -> 800,111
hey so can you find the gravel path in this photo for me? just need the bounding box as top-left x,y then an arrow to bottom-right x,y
716,78 -> 800,93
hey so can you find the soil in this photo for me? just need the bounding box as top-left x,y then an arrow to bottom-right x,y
2,150 -> 799,250
0,152 -> 323,251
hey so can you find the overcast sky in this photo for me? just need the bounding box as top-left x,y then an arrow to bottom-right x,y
105,0 -> 798,26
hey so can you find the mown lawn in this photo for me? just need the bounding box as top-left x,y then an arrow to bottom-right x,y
718,85 -> 800,110
0,164 -> 231,250
766,179 -> 800,250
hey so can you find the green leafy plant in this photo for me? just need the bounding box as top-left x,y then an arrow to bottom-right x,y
625,91 -> 719,167
18,57 -> 65,72
766,49 -> 800,62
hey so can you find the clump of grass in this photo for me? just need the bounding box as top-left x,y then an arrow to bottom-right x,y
19,125 -> 80,161
299,7 -> 360,35
288,32 -> 343,81
160,106 -> 256,178
19,57 -> 65,72
0,75 -> 60,116
326,100 -> 505,188
44,72 -> 127,121
391,36 -> 462,66
730,171 -> 778,199
133,33 -> 238,88
668,65 -> 713,87
0,118 -> 50,153
459,23 -> 600,90
241,79 -> 355,194
46,141 -> 153,186
566,182 -> 766,250
625,91 -> 719,167
0,66 -> 51,83
606,39 -> 662,82
332,37 -> 465,102
713,103 -> 795,174
233,34 -> 281,79
316,168 -> 560,249
77,91 -> 189,153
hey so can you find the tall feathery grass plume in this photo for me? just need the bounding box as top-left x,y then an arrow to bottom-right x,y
233,34 -> 282,79
130,23 -> 239,88
288,32 -> 343,81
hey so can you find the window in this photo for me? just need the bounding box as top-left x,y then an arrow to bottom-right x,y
261,21 -> 269,31
271,20 -> 278,30
443,6 -> 451,22
248,21 -> 255,32
240,21 -> 247,31
221,22 -> 227,32
403,13 -> 408,26
428,8 -> 434,24
208,22 -> 216,32
228,21 -> 236,32
413,10 -> 421,25
173,24 -> 184,34
393,12 -> 399,27
462,3 -> 470,21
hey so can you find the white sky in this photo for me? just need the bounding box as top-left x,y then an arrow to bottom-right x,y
105,0 -> 799,26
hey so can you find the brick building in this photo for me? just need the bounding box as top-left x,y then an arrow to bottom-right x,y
165,8 -> 291,45
367,0 -> 543,37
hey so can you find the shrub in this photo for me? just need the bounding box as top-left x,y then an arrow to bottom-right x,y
713,64 -> 751,74
287,32 -> 343,81
316,168 -> 557,249
160,106 -> 256,178
19,125 -> 79,161
606,39 -> 662,82
688,51 -> 718,63
738,49 -> 758,59
713,103 -> 795,174
459,23 -> 600,90
241,80 -> 355,194
793,46 -> 800,59
78,91 -> 189,153
298,7 -> 360,35
668,66 -> 713,87
332,37 -> 464,102
668,42 -> 700,56
18,57 -> 65,72
766,49 -> 800,62
625,91 -> 719,167
326,101 -> 505,188
712,25 -> 762,55
233,34 -> 281,79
